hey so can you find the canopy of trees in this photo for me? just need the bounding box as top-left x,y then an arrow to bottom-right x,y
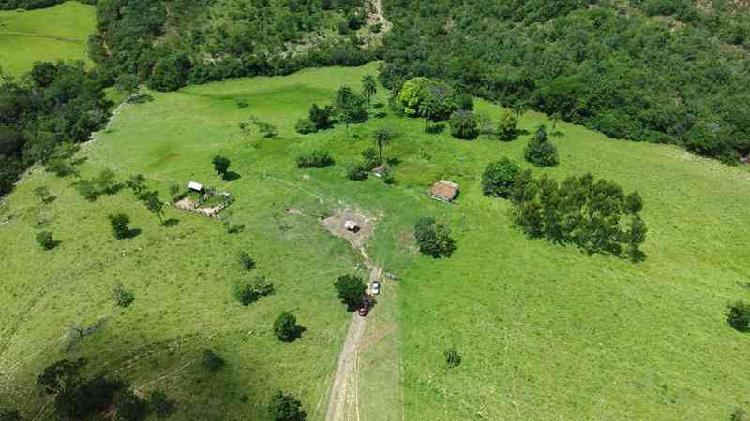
0,62 -> 111,196
381,0 -> 750,163
90,0 -> 379,91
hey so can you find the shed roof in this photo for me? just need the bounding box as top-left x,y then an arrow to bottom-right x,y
188,181 -> 204,191
430,180 -> 459,202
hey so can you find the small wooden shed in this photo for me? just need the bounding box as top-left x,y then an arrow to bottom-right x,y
188,181 -> 204,192
430,180 -> 459,203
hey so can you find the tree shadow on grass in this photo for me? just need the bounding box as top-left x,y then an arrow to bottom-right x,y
163,218 -> 180,227
280,325 -> 307,343
124,228 -> 141,239
223,171 -> 241,181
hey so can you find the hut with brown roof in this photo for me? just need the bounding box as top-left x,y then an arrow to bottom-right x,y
430,180 -> 459,203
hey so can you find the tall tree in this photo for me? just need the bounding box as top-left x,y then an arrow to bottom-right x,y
362,75 -> 377,107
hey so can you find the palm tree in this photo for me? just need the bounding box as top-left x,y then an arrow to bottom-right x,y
373,128 -> 393,164
362,75 -> 377,107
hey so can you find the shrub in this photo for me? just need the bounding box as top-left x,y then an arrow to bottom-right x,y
525,125 -> 559,167
36,231 -> 58,250
148,390 -> 176,419
444,348 -> 461,368
296,150 -> 335,168
114,389 -> 149,421
335,275 -> 367,311
201,349 -> 225,372
233,275 -> 275,306
482,158 -> 520,198
274,312 -> 301,342
449,110 -> 479,139
727,301 -> 750,332
346,163 -> 369,181
361,148 -> 381,169
239,252 -> 256,270
414,217 -> 456,258
309,104 -> 335,130
109,213 -> 132,240
295,119 -> 317,134
112,283 -> 135,308
498,112 -> 519,141
269,391 -> 307,421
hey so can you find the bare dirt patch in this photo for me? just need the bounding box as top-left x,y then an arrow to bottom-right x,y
322,209 -> 376,250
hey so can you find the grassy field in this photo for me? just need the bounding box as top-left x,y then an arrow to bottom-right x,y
0,1 -> 95,77
1,62 -> 749,420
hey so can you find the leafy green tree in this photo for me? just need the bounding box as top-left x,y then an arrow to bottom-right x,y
449,110 -> 479,139
148,53 -> 191,92
498,112 -> 519,141
362,75 -> 378,107
126,174 -> 147,198
296,150 -> 335,168
624,192 -> 644,214
727,301 -> 750,332
114,389 -> 148,421
335,86 -> 368,130
626,215 -> 648,262
444,348 -> 461,368
36,231 -> 59,250
114,73 -> 140,97
274,312 -> 301,342
212,155 -> 231,179
414,217 -> 456,258
334,275 -> 367,311
268,391 -> 307,421
140,190 -> 164,224
37,357 -> 87,395
201,349 -> 225,373
233,275 -> 275,306
109,213 -> 132,240
524,125 -> 559,167
482,158 -> 520,198
148,390 -> 176,419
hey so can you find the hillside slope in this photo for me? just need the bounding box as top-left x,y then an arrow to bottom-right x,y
1,64 -> 748,419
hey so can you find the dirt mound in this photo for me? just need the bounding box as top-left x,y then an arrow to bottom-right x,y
322,209 -> 376,249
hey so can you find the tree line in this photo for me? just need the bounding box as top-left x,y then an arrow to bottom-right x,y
0,62 -> 112,197
380,0 -> 750,164
89,0 -> 379,92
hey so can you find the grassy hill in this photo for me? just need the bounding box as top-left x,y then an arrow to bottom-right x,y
1,63 -> 749,420
0,1 -> 95,77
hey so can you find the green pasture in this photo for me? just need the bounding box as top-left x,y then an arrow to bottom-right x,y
0,1 -> 95,77
1,62 -> 749,420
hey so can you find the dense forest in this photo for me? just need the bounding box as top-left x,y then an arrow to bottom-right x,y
0,63 -> 111,195
381,0 -> 750,163
89,0 -> 380,91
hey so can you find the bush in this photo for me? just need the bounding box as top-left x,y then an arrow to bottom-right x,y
295,119 -> 317,134
148,53 -> 191,92
498,112 -> 519,141
449,110 -> 479,139
268,391 -> 307,421
727,301 -> 750,332
112,283 -> 135,308
239,252 -> 256,270
414,217 -> 456,258
233,275 -> 275,306
109,213 -> 132,240
346,163 -> 369,181
201,349 -> 225,372
482,158 -> 520,198
274,312 -> 302,342
335,275 -> 367,311
361,148 -> 381,169
36,231 -> 58,250
444,348 -> 461,368
296,150 -> 335,168
309,104 -> 335,131
148,390 -> 176,419
524,125 -> 559,167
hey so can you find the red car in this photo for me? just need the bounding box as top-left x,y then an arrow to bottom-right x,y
358,297 -> 372,316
